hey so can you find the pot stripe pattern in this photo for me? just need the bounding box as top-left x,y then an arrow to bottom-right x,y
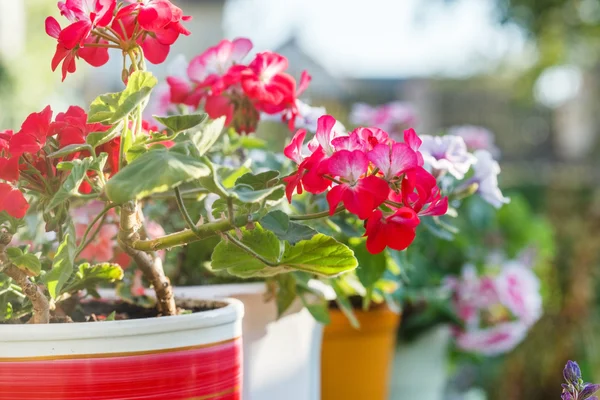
0,337 -> 242,400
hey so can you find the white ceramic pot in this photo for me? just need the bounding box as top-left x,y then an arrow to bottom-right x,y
175,283 -> 327,400
0,298 -> 244,400
389,325 -> 452,400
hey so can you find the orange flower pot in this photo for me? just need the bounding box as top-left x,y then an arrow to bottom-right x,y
321,304 -> 401,400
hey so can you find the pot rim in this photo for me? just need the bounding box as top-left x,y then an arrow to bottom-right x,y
175,280 -> 336,300
0,297 -> 244,342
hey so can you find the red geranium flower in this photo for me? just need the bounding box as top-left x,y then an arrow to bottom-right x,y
9,106 -> 53,157
0,183 -> 29,219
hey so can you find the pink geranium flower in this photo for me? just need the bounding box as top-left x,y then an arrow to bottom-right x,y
447,262 -> 542,356
282,115 -> 448,254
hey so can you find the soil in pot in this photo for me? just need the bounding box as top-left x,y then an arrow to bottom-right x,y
2,297 -> 228,324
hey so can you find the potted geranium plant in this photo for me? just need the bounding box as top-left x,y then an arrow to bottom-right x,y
316,118 -> 513,400
0,1 -> 454,398
0,1 -> 373,397
120,38 -> 337,400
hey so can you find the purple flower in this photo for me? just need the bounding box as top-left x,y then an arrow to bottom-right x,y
419,135 -> 476,179
564,361 -> 582,385
561,361 -> 600,400
581,383 -> 600,400
471,149 -> 510,208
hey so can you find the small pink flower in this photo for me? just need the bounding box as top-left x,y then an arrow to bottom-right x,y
495,261 -> 542,325
350,101 -> 416,134
448,125 -> 500,157
447,261 -> 543,356
455,321 -> 529,356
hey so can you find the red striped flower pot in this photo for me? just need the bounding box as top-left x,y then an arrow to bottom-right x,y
175,283 -> 335,400
0,298 -> 244,400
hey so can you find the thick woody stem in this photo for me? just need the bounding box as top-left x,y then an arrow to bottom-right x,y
0,233 -> 49,324
118,201 -> 177,316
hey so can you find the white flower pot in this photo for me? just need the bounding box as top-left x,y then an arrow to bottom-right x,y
0,297 -> 244,399
389,325 -> 452,400
175,283 -> 326,400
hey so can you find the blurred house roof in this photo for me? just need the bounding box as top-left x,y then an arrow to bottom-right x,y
274,36 -> 350,100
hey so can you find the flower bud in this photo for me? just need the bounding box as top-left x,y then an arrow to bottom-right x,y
564,361 -> 582,386
121,68 -> 129,85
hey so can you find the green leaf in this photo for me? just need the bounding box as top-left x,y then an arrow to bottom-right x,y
219,162 -> 251,188
5,248 -> 42,276
187,116 -> 226,156
88,71 -> 157,124
86,121 -> 123,148
281,234 -> 358,276
45,233 -> 76,299
353,239 -> 387,290
106,310 -> 116,321
235,136 -> 267,149
235,171 -> 280,190
260,211 -> 317,245
62,262 -> 124,294
105,148 -> 210,203
211,226 -> 287,278
275,274 -> 297,318
421,217 -> 455,241
90,152 -> 108,173
229,183 -> 285,204
212,228 -> 357,278
87,93 -> 119,124
47,143 -> 92,159
168,140 -> 201,159
154,113 -> 207,133
300,295 -> 330,324
197,158 -> 229,197
46,157 -> 93,211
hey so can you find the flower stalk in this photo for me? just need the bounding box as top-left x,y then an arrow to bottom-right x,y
0,233 -> 49,324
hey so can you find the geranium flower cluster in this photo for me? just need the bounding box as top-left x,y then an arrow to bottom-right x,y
283,115 -> 448,254
46,0 -> 191,80
165,38 -> 311,134
350,101 -> 416,137
0,105 -> 171,219
444,261 -> 542,356
0,106 -> 112,219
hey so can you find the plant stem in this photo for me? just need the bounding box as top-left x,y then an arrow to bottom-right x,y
128,50 -> 138,71
118,201 -> 176,316
0,233 -> 49,324
152,188 -> 209,199
174,187 -> 198,232
290,205 -> 345,221
223,233 -> 280,266
384,199 -> 404,208
75,203 -> 116,259
75,214 -> 108,259
92,29 -> 121,45
128,212 -> 262,252
119,115 -> 129,171
83,43 -> 121,49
